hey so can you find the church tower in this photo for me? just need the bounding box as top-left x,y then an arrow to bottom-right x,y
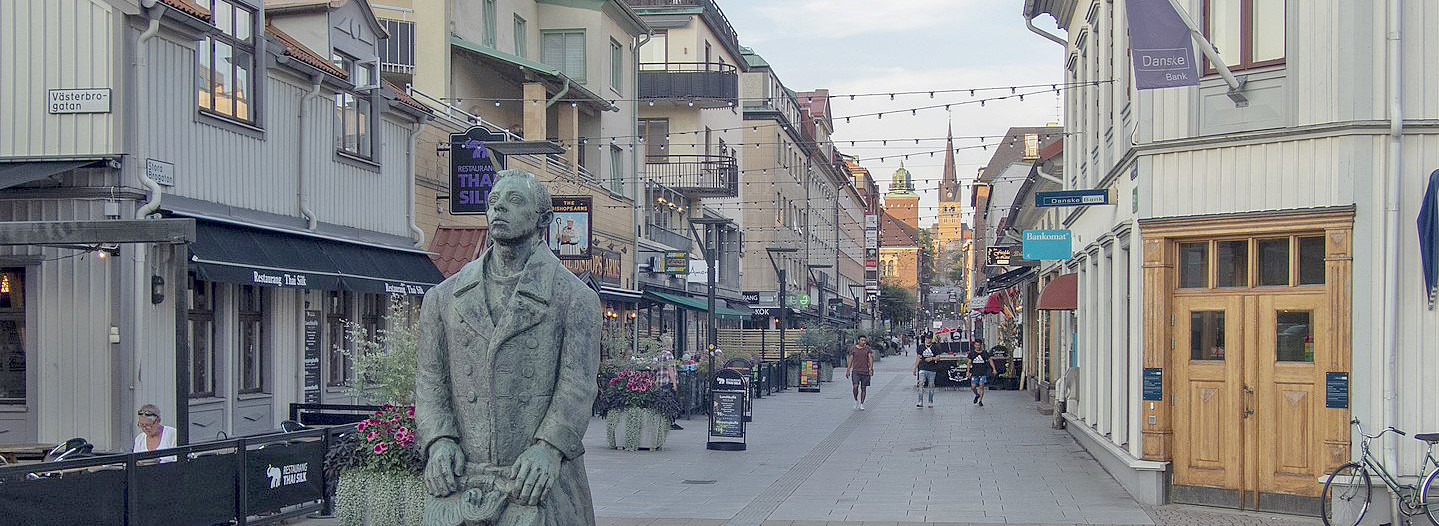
884,162 -> 920,231
934,124 -> 969,274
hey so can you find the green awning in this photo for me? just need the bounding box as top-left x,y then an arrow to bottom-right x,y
646,290 -> 750,318
449,34 -> 617,111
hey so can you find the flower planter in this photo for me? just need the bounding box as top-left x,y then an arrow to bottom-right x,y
606,407 -> 670,451
335,470 -> 427,526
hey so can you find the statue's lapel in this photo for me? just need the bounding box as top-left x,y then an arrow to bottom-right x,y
453,249 -> 497,337
487,245 -> 556,352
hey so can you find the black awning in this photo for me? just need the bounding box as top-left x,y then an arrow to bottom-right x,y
0,160 -> 94,189
189,221 -> 443,294
984,267 -> 1036,293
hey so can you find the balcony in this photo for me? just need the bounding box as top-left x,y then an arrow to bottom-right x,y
645,224 -> 691,251
639,62 -> 738,108
645,154 -> 738,197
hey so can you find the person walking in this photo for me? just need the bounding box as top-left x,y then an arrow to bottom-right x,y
914,345 -> 941,408
845,335 -> 874,410
967,345 -> 994,407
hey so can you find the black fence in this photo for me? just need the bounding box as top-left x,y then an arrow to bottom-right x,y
0,425 -> 351,526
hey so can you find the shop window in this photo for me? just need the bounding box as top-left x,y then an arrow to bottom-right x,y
0,269 -> 25,404
1178,242 -> 1209,288
237,285 -> 268,393
188,275 -> 217,398
1205,0 -> 1286,72
1190,311 -> 1226,360
1298,236 -> 1325,285
1256,237 -> 1289,286
327,291 -> 353,387
1215,240 -> 1248,287
196,0 -> 256,122
1276,311 -> 1313,362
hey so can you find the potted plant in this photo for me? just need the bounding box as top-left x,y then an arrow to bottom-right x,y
597,330 -> 678,451
327,296 -> 427,525
798,323 -> 839,382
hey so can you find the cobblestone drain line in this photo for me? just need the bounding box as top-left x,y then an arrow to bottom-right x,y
720,372 -> 903,526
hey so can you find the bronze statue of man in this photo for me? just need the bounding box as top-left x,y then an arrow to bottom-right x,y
416,169 -> 601,526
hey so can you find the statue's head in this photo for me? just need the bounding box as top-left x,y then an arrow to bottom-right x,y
488,169 -> 554,246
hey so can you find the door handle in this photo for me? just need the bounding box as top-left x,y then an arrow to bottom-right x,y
1242,384 -> 1255,418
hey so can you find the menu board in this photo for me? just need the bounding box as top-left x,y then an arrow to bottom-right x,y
707,369 -> 747,450
302,310 -> 321,403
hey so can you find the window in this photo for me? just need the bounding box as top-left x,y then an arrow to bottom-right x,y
610,145 -> 625,195
360,293 -> 387,384
188,275 -> 217,398
327,291 -> 353,387
610,39 -> 623,91
0,269 -> 26,404
514,15 -> 527,58
483,0 -> 497,47
333,52 -> 375,159
541,30 -> 586,82
640,119 -> 668,159
378,19 -> 415,72
1205,0 -> 1285,72
196,0 -> 256,122
237,285 -> 267,393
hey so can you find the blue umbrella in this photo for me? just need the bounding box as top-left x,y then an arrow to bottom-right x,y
1420,169 -> 1439,310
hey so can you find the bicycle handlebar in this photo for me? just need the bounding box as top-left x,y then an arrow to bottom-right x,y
1352,418 -> 1408,439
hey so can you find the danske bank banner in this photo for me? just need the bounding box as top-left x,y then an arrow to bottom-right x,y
1125,0 -> 1200,89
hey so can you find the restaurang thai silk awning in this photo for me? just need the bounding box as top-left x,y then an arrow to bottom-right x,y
1037,273 -> 1079,311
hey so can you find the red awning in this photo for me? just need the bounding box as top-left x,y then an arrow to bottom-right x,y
982,291 -> 1006,314
1037,273 -> 1078,311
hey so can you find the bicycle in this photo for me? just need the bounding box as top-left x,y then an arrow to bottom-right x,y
1321,418 -> 1439,526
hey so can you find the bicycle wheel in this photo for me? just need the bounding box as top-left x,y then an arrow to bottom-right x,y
1421,466 -> 1439,525
1321,462 -> 1371,526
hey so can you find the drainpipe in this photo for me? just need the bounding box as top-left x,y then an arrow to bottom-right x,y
1384,0 -> 1403,522
632,30 -> 652,354
135,0 -> 165,219
1025,15 -> 1066,47
407,117 -> 428,247
1037,165 -> 1063,185
298,75 -> 322,230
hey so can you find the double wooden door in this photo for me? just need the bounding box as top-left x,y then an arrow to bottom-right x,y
1172,292 -> 1331,508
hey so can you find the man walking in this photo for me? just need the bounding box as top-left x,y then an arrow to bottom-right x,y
914,344 -> 941,408
967,345 -> 993,407
846,335 -> 874,410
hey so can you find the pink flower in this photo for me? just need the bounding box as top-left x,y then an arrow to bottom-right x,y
367,430 -> 379,441
367,418 -> 382,426
372,442 -> 389,454
407,407 -> 415,417
382,403 -> 395,410
356,421 -> 368,431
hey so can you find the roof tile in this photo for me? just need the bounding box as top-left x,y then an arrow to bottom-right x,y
430,227 -> 488,277
160,0 -> 211,21
266,23 -> 348,79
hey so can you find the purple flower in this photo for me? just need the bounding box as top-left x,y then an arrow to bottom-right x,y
356,421 -> 368,431
407,407 -> 415,417
372,442 -> 389,454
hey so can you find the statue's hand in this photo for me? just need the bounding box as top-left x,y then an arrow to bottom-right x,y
510,441 -> 562,506
424,439 -> 466,497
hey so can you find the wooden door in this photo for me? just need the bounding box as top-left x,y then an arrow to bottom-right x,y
1172,295 -> 1245,492
1255,293 -> 1328,497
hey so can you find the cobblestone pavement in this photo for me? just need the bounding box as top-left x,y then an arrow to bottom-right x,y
296,354 -> 1325,526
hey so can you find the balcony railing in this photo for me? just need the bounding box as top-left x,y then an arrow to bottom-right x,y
645,154 -> 738,197
638,62 -> 738,107
645,223 -> 691,250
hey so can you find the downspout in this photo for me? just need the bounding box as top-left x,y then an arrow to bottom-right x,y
1037,165 -> 1063,185
1025,15 -> 1066,47
298,75 -> 322,230
1384,0 -> 1403,522
135,0 -> 165,219
632,30 -> 651,354
407,117 -> 428,247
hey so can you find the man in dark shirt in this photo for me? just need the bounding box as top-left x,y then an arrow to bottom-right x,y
845,335 -> 874,410
967,346 -> 993,407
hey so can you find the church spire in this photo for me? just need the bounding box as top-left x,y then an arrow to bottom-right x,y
940,122 -> 958,202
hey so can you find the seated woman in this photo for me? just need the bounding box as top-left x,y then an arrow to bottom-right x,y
133,404 -> 178,463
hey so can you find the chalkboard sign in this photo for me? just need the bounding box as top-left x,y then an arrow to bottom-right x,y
1326,372 -> 1349,408
707,369 -> 747,450
1142,368 -> 1163,401
302,310 -> 321,404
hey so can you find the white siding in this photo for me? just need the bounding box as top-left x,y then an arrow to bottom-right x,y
0,0 -> 119,157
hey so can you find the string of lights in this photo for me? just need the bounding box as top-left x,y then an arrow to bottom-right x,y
432,79 -> 1113,105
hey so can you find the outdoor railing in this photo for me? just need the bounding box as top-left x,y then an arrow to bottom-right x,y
638,62 -> 738,106
644,223 -> 691,250
0,425 -> 350,526
645,154 -> 738,197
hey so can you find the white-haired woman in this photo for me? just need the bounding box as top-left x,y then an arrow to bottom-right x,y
133,404 -> 178,462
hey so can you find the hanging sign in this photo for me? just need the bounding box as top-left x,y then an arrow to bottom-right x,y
449,127 -> 507,214
1022,229 -> 1073,260
987,246 -> 1014,266
1125,0 -> 1201,89
663,251 -> 690,274
1036,189 -> 1110,207
546,196 -> 592,260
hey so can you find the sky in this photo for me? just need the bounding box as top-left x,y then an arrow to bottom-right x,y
717,0 -> 1067,228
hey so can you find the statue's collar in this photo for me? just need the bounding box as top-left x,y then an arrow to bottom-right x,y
453,238 -> 555,303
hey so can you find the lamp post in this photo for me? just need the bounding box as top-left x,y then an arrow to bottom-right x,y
766,247 -> 797,389
848,284 -> 865,329
690,217 -> 733,400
